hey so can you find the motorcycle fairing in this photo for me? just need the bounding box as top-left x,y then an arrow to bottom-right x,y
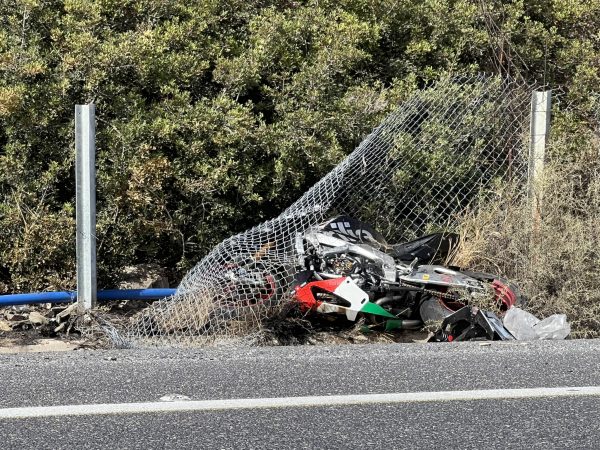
392,232 -> 459,264
294,277 -> 396,321
399,265 -> 485,291
319,215 -> 388,248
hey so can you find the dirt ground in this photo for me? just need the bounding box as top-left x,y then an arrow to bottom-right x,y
0,336 -> 83,353
0,302 -> 113,354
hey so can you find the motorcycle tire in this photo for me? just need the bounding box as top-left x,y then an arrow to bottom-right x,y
459,270 -> 524,307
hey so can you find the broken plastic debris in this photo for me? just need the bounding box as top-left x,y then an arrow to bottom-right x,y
534,314 -> 571,340
503,308 -> 539,340
503,307 -> 570,340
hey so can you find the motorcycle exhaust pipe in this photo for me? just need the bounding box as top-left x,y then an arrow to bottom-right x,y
374,297 -> 422,330
394,320 -> 423,330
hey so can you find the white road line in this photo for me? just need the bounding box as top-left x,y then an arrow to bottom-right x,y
1,386 -> 599,419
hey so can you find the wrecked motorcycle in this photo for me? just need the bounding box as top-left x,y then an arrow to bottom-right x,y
292,216 -> 519,341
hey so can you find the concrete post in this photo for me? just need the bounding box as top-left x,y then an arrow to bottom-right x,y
528,90 -> 551,219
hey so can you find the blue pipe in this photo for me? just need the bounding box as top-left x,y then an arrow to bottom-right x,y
97,289 -> 176,301
0,289 -> 176,307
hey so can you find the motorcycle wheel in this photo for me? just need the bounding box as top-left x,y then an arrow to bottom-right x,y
459,270 -> 524,308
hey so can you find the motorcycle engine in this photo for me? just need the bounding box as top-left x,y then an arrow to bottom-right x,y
326,255 -> 358,276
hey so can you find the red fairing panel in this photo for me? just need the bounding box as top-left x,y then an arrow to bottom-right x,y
294,277 -> 347,310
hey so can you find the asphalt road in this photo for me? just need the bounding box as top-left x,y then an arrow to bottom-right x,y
1,340 -> 599,448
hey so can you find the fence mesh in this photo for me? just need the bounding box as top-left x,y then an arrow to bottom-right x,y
116,74 -> 538,347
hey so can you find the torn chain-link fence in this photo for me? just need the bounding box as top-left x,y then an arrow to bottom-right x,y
111,74 -> 538,347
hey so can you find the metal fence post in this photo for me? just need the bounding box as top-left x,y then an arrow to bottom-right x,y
528,90 -> 551,220
75,104 -> 97,310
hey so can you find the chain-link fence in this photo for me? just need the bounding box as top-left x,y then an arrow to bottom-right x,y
114,74 -> 538,347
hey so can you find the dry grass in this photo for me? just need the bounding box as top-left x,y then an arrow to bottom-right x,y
453,146 -> 600,338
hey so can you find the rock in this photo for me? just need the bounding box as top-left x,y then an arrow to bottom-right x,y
28,311 -> 49,326
117,264 -> 169,289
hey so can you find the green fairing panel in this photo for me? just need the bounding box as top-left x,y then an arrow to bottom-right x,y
360,301 -> 397,318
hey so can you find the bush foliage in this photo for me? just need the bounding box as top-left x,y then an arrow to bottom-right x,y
0,0 -> 598,291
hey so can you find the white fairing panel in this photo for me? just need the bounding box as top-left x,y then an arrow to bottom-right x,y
315,278 -> 369,321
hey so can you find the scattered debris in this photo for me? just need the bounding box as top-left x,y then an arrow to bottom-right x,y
503,307 -> 570,340
429,306 -> 515,342
244,314 -> 428,346
289,216 -> 518,341
0,216 -> 571,348
241,215 -> 573,344
0,302 -> 86,352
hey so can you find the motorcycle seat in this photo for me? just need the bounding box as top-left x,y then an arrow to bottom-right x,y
391,232 -> 459,264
